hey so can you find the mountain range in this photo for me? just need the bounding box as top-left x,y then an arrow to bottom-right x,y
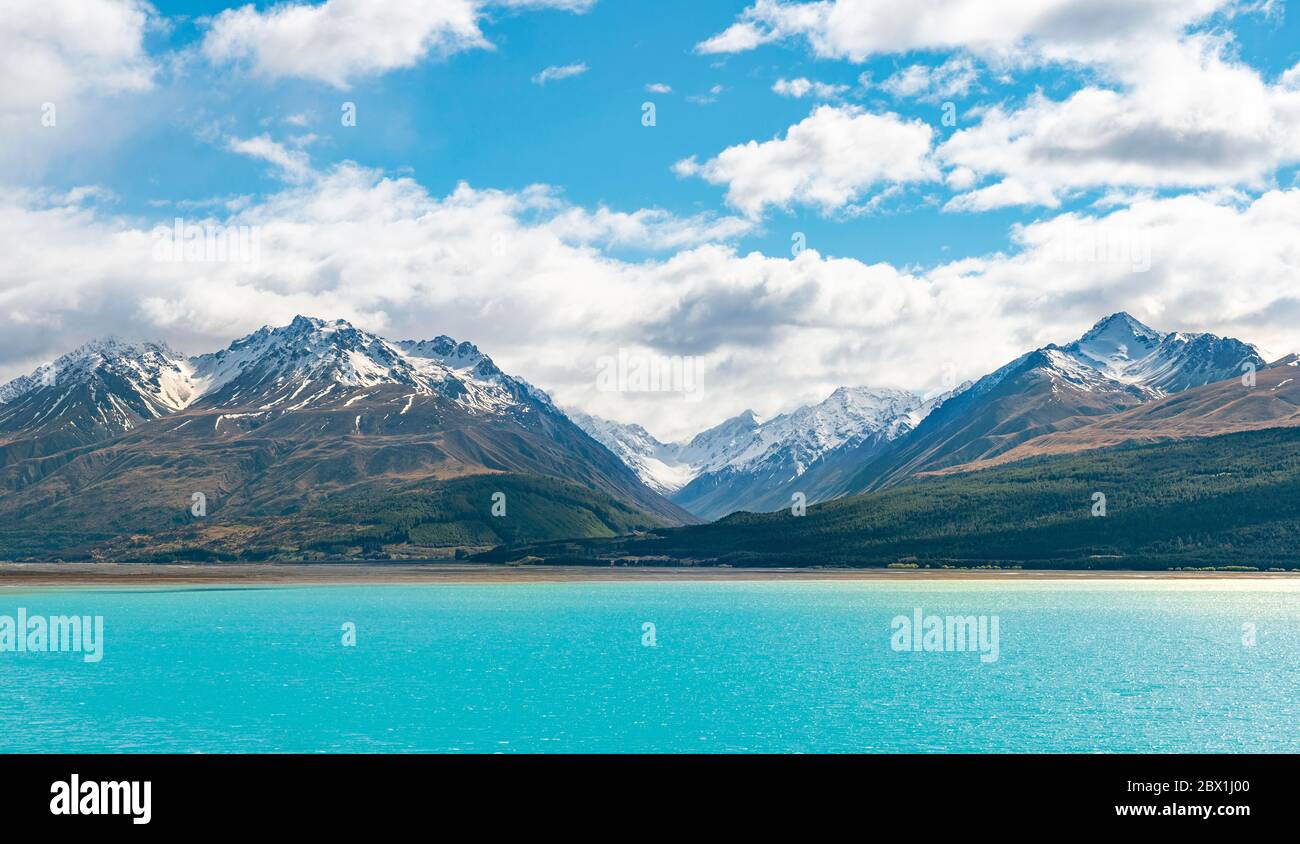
0,316 -> 694,561
573,312 -> 1268,518
572,386 -> 958,520
836,312 -> 1268,493
0,311 -> 1290,563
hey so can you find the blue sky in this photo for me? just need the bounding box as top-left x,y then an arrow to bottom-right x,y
64,0 -> 1022,266
50,0 -> 1296,267
5,0 -> 1300,438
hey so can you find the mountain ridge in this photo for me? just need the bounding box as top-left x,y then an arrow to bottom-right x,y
0,316 -> 696,560
572,384 -> 951,520
835,312 -> 1265,496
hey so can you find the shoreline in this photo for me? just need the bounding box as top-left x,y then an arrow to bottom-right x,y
2,562 -> 1298,587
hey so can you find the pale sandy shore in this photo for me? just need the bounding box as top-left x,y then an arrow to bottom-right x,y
0,561 -> 1297,587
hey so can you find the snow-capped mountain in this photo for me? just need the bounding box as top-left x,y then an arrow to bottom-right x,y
566,411 -> 695,495
572,385 -> 949,519
956,312 -> 1263,409
0,318 -> 700,560
1058,311 -> 1262,394
708,387 -> 925,476
1,309 -> 1277,556
188,316 -> 545,416
576,312 -> 1266,515
671,386 -> 955,519
0,337 -> 196,415
840,312 -> 1265,494
0,337 -> 198,465
674,409 -> 763,473
0,316 -> 558,454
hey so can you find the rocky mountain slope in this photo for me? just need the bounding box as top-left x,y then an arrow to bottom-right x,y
573,386 -> 953,520
0,317 -> 694,560
836,312 -> 1264,495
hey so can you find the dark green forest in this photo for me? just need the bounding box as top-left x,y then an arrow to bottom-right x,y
304,473 -> 662,552
0,473 -> 666,561
478,427 -> 1300,570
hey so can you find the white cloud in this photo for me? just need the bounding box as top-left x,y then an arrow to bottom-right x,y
646,82 -> 673,94
543,204 -> 757,249
202,0 -> 595,88
3,169 -> 1300,441
876,56 -> 977,102
695,21 -> 778,55
771,77 -> 849,99
941,38 -> 1300,209
493,0 -> 597,8
532,62 -> 588,85
697,0 -> 1233,66
0,0 -> 158,183
696,3 -> 1300,212
202,0 -> 485,89
0,0 -> 156,109
674,105 -> 938,217
225,134 -> 315,184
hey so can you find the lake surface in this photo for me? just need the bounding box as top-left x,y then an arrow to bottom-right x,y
1,580 -> 1297,752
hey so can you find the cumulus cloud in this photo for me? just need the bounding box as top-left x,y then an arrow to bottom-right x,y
695,20 -> 778,55
5,163 -> 1297,440
201,0 -> 595,88
0,0 -> 155,109
771,77 -> 849,99
697,0 -> 1233,66
542,204 -> 757,249
875,56 -> 978,102
0,0 -> 158,183
691,33 -> 1300,214
941,38 -> 1300,209
674,105 -> 938,217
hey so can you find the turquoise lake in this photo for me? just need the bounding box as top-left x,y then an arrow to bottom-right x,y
1,580 -> 1297,753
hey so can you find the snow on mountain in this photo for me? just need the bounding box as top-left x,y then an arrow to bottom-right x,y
567,411 -> 695,495
571,386 -> 937,496
1057,312 -> 1263,395
962,312 -> 1262,405
2,311 -> 1267,506
0,317 -> 559,466
188,316 -> 540,414
0,337 -> 201,451
708,387 -> 924,479
580,311 -> 1257,513
840,312 -> 1272,496
676,409 -> 763,474
0,337 -> 196,415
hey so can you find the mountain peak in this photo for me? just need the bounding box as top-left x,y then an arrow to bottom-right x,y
184,317 -> 551,416
1081,311 -> 1161,342
288,314 -> 347,330
64,335 -> 179,361
1041,312 -> 1263,396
